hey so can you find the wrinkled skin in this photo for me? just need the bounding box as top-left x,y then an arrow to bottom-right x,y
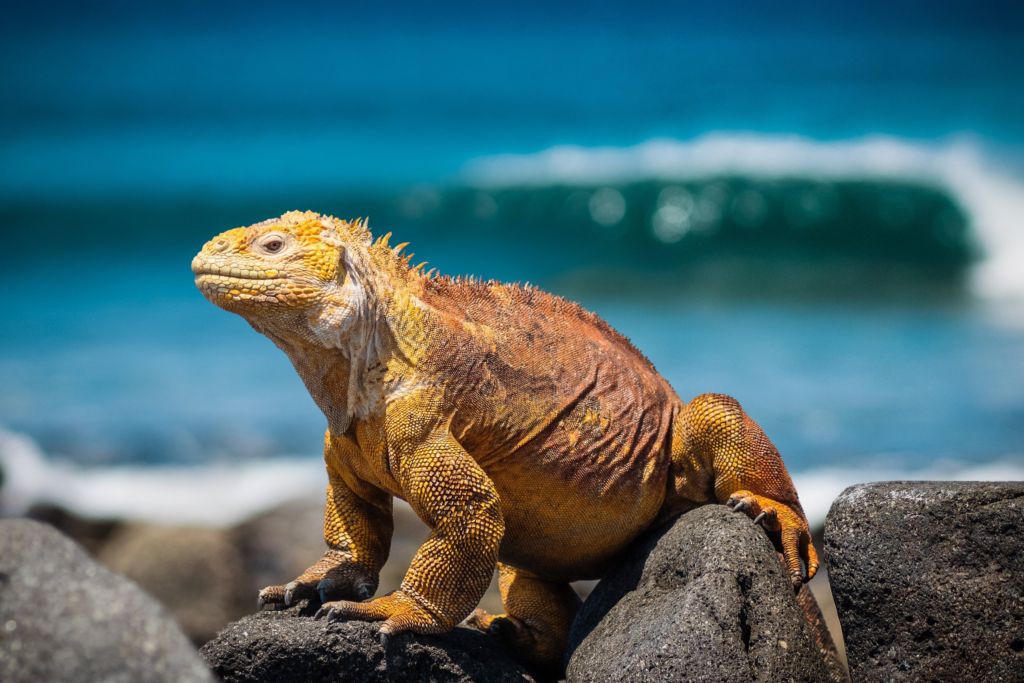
193,211 -> 817,678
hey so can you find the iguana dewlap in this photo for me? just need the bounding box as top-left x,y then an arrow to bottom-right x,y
192,211 -> 817,677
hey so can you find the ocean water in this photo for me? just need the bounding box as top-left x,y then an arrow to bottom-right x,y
2,1 -> 1023,525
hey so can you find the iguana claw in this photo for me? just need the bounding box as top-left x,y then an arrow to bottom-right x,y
356,579 -> 374,601
284,581 -> 300,606
257,586 -> 283,611
317,579 -> 335,604
725,495 -> 751,513
379,631 -> 390,650
724,490 -> 818,587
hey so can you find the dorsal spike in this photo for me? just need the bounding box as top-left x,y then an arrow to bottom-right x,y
394,242 -> 410,254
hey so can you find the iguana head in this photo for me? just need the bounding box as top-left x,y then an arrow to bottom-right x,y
192,210 -> 380,346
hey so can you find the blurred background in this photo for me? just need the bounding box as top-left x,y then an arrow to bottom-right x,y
2,0 -> 1023,655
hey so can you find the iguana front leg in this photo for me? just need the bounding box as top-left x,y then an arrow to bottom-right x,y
316,418 -> 504,647
673,393 -> 818,587
259,431 -> 393,609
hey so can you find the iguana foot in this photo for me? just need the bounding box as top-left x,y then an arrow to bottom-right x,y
257,549 -> 376,610
315,589 -> 450,644
726,490 -> 819,587
469,607 -> 565,679
465,565 -> 580,681
467,608 -> 525,638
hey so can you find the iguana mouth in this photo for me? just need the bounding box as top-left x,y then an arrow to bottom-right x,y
192,263 -> 284,281
192,259 -> 293,303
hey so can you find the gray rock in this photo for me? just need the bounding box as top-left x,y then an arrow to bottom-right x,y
566,505 -> 835,683
824,481 -> 1024,682
200,603 -> 537,683
0,518 -> 214,683
98,523 -> 253,645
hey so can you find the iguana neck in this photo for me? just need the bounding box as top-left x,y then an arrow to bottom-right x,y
256,270 -> 431,434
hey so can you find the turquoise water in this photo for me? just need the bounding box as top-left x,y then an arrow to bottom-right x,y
4,242 -> 1024,473
2,0 -> 1024,484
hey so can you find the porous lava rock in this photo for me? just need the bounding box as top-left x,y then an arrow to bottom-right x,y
825,481 -> 1024,682
565,505 -> 836,683
0,518 -> 214,683
200,603 -> 537,683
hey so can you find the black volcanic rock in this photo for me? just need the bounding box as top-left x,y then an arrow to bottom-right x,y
825,481 -> 1024,682
0,518 -> 214,683
200,603 -> 537,683
566,505 -> 838,683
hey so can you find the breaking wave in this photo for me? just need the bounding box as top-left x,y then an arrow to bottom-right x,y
0,428 -> 326,526
461,134 -> 1024,300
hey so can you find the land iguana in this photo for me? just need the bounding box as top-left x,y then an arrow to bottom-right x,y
192,211 -> 821,676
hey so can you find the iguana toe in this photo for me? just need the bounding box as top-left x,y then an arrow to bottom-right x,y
725,494 -> 751,513
257,585 -> 285,610
316,591 -> 450,638
356,578 -> 375,600
490,615 -> 524,639
315,576 -> 374,604
258,580 -> 318,610
313,603 -> 338,621
726,490 -> 814,588
467,608 -> 524,639
316,579 -> 335,604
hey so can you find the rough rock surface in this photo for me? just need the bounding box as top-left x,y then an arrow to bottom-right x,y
0,518 -> 214,683
825,481 -> 1024,682
200,602 -> 537,683
565,505 -> 834,683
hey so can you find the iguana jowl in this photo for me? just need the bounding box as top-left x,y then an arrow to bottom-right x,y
192,211 -> 818,676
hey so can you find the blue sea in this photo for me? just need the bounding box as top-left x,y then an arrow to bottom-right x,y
2,0 -> 1023,526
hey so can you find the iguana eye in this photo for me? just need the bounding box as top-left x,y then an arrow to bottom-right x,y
257,234 -> 288,255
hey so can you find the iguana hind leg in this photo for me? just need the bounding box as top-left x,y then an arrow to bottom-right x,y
467,563 -> 582,680
668,392 -> 817,587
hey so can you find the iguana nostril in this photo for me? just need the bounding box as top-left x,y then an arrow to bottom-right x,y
213,238 -> 229,252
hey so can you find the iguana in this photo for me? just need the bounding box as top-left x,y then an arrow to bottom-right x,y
192,211 -> 820,676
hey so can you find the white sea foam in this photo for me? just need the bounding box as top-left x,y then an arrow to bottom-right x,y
2,428 -> 1021,530
465,134 -> 1024,301
0,428 -> 326,526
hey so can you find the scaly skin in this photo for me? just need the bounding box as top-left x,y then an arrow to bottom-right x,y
192,211 -> 818,678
